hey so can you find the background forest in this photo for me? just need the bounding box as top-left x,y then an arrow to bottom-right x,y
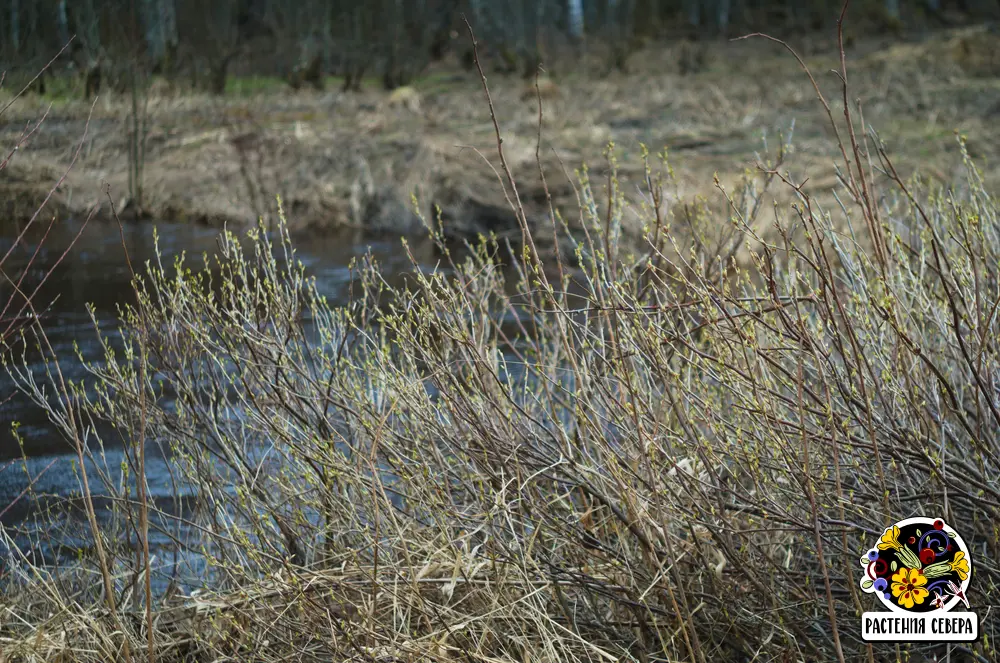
2,0 -> 999,96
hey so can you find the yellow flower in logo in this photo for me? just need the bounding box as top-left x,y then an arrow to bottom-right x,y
878,526 -> 902,551
923,550 -> 972,581
949,551 -> 970,581
891,567 -> 929,609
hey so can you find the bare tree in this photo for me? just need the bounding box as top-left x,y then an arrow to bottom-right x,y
9,0 -> 19,54
260,0 -> 329,90
65,0 -> 105,98
179,0 -> 242,94
140,0 -> 179,75
332,0 -> 374,92
568,0 -> 585,40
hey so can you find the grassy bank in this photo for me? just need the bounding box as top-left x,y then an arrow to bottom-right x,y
2,23 -> 1000,663
1,26 -> 998,247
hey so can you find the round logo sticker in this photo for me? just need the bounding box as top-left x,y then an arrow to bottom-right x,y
860,517 -> 972,614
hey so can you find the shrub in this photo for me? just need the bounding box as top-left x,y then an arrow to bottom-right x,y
0,46 -> 92,346
1,48 -> 96,552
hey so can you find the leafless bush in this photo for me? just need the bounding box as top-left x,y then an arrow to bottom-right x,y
2,12 -> 999,663
0,45 -> 91,344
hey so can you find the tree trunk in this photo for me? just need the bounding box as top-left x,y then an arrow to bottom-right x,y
684,0 -> 701,27
210,63 -> 227,94
85,62 -> 102,98
209,51 -> 237,95
127,63 -> 148,214
10,0 -> 20,54
717,0 -> 731,32
568,0 -> 585,40
56,0 -> 70,48
142,0 -> 165,64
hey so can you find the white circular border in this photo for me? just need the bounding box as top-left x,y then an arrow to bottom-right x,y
862,516 -> 972,614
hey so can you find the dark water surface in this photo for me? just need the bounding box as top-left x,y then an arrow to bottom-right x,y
0,216 -> 433,540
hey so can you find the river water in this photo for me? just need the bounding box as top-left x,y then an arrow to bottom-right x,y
0,216 -> 437,576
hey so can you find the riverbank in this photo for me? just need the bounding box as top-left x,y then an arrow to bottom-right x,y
2,26 -> 997,251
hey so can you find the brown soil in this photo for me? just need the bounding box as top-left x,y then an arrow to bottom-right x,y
2,28 -> 998,255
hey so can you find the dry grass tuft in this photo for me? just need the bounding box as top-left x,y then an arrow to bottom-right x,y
949,24 -> 1000,78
